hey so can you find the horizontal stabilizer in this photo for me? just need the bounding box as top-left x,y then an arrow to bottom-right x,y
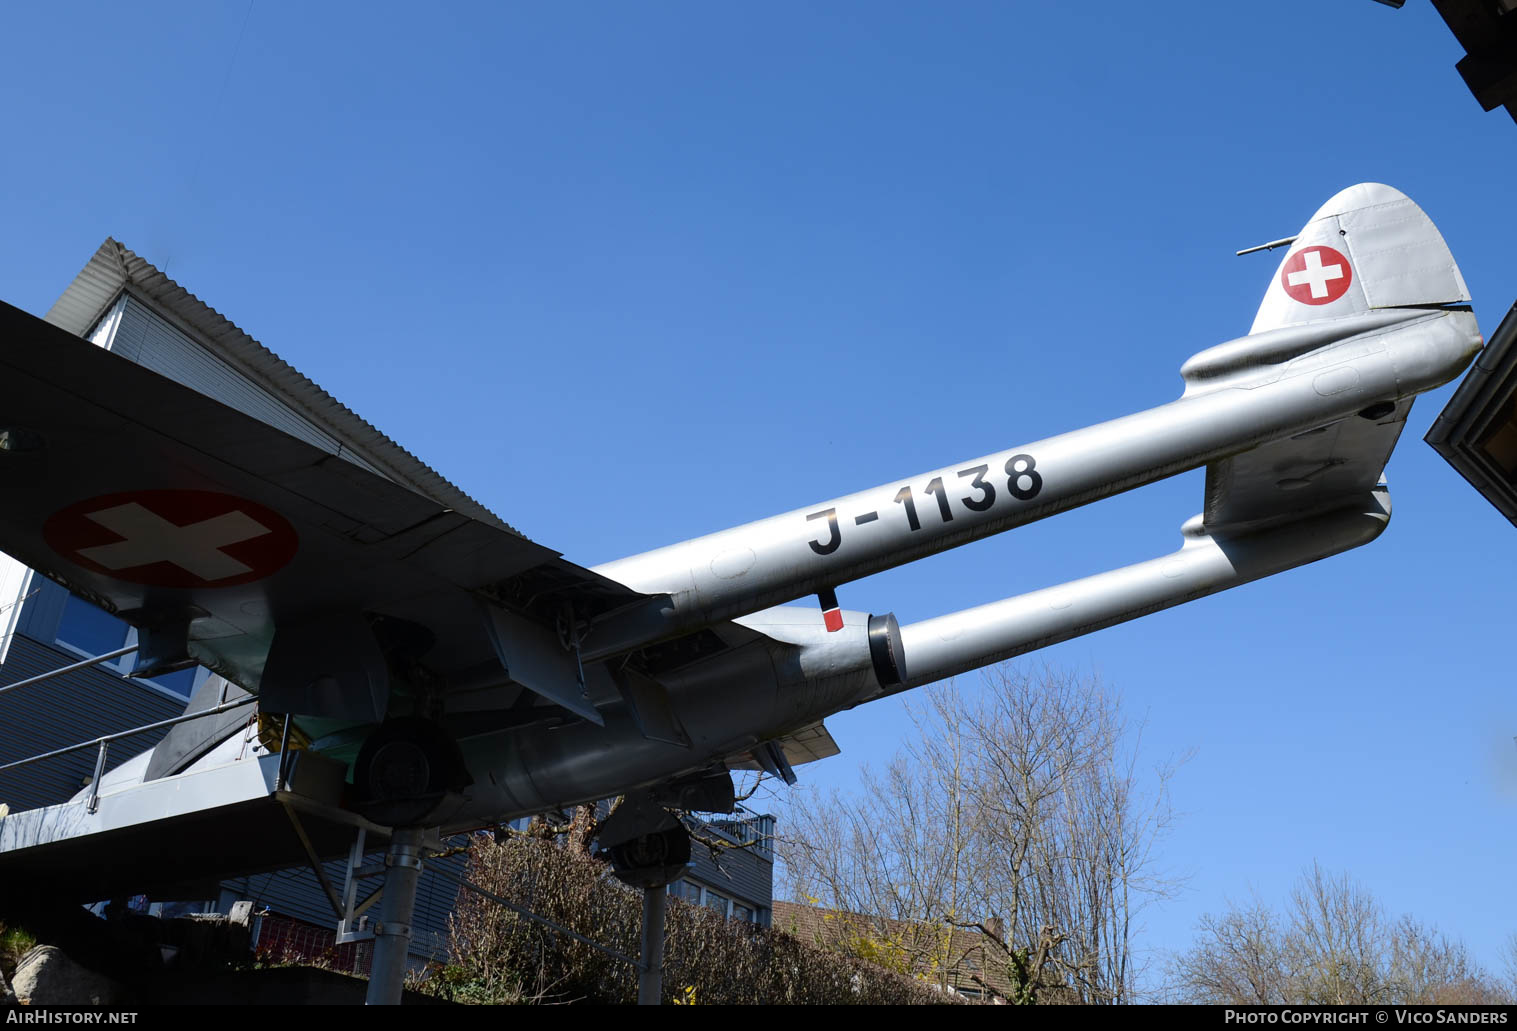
1204,400 -> 1408,534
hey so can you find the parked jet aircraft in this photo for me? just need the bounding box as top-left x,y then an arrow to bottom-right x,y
0,184 -> 1482,883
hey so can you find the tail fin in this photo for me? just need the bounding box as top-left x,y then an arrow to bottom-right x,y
1248,183 -> 1469,335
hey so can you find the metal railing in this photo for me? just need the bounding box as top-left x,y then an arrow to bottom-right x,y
0,645 -> 257,813
698,804 -> 777,859
0,644 -> 138,698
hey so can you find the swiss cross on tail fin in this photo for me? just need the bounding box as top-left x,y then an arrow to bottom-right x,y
1196,183 -> 1479,535
1248,183 -> 1471,336
1280,246 -> 1352,305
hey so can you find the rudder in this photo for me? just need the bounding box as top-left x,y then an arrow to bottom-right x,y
1249,183 -> 1470,335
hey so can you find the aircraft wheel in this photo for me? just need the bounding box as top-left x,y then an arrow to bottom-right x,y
607,824 -> 691,889
353,717 -> 468,826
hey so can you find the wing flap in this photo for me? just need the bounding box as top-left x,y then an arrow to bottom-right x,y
728,721 -> 841,775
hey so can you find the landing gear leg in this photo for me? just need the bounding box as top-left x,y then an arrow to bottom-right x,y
638,886 -> 667,1006
601,821 -> 691,1007
364,827 -> 427,1006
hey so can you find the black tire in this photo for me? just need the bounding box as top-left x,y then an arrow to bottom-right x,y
607,825 -> 691,888
353,717 -> 469,825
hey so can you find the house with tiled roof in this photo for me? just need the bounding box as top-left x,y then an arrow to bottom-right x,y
771,900 -> 1022,1002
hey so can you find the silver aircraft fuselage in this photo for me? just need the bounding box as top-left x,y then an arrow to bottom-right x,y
447,304 -> 1478,826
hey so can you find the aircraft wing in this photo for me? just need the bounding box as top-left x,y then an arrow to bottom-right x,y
1203,399 -> 1409,535
0,300 -> 663,723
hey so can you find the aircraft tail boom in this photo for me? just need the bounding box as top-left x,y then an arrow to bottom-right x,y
588,309 -> 1475,659
887,486 -> 1390,694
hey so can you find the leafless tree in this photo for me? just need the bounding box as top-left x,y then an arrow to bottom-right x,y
1171,863 -> 1509,1005
1170,903 -> 1294,1004
1501,933 -> 1517,1001
778,664 -> 1182,1003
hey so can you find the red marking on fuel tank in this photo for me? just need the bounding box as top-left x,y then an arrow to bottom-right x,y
818,586 -> 843,633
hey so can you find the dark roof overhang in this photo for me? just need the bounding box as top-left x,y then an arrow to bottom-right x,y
1427,300 -> 1517,525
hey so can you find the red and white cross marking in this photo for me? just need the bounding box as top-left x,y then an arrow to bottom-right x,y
44,490 -> 299,589
1280,245 -> 1353,306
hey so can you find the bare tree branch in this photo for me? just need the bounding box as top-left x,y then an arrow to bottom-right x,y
1172,865 -> 1511,1005
778,664 -> 1182,1003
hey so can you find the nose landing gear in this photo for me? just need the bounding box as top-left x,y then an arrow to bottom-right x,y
605,824 -> 692,890
352,717 -> 470,827
597,818 -> 692,1006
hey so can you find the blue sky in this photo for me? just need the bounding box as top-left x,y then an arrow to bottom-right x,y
3,1 -> 1514,982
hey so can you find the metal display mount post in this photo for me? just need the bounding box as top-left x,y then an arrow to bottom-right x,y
364,827 -> 427,1006
638,885 -> 667,1005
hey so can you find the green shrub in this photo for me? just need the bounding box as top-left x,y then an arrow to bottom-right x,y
420,837 -> 962,1005
0,922 -> 36,978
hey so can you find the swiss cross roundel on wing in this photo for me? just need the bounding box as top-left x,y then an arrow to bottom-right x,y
44,490 -> 299,589
1280,245 -> 1353,306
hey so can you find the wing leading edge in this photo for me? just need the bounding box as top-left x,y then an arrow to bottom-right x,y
0,299 -> 667,724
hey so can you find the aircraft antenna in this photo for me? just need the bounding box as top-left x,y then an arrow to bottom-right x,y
1236,235 -> 1298,256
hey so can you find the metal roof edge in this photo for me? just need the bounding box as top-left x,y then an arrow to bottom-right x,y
43,238 -> 128,338
44,239 -> 525,539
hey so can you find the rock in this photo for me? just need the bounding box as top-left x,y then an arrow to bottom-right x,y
3,897 -> 161,984
0,963 -> 15,1005
11,945 -> 122,1005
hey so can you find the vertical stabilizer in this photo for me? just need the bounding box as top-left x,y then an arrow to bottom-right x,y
1249,183 -> 1469,335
